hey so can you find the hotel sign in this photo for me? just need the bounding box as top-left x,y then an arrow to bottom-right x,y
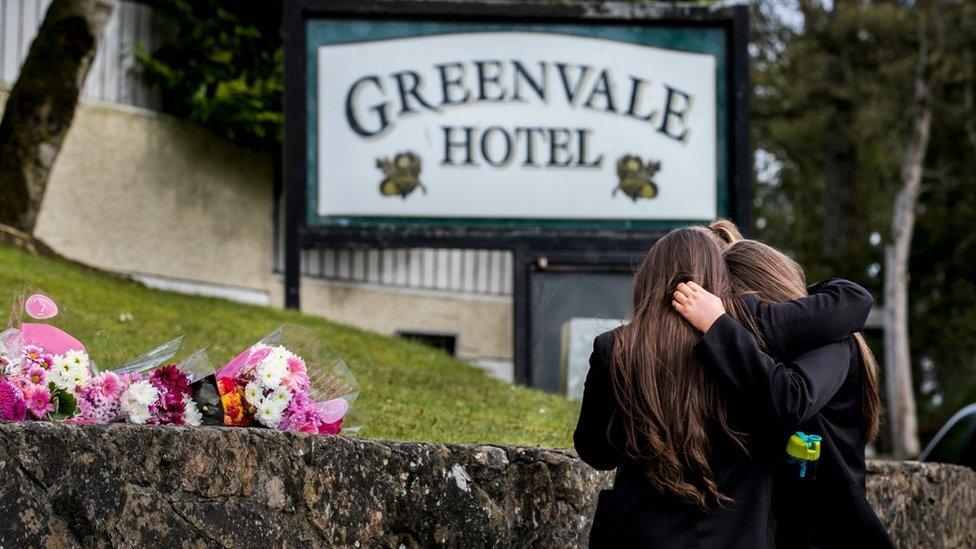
318,32 -> 716,221
284,1 -> 750,308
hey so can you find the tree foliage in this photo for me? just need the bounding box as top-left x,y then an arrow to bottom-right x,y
137,0 -> 282,150
752,0 -> 976,440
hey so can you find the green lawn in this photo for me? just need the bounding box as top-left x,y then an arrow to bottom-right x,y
0,244 -> 580,447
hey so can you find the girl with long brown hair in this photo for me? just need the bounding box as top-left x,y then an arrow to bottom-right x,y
574,226 -> 873,547
673,232 -> 893,548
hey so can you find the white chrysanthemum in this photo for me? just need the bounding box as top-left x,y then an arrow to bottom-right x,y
244,381 -> 264,406
264,393 -> 288,414
268,386 -> 292,407
183,396 -> 202,427
64,349 -> 90,370
49,355 -> 77,390
268,345 -> 294,365
47,370 -> 69,390
121,380 -> 158,424
127,405 -> 151,425
68,361 -> 90,386
256,400 -> 284,428
126,380 -> 159,406
257,359 -> 287,387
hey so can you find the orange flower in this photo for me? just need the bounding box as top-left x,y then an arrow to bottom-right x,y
217,376 -> 236,397
220,388 -> 252,426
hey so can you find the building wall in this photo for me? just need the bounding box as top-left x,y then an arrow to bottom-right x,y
297,278 -> 511,360
28,98 -> 276,294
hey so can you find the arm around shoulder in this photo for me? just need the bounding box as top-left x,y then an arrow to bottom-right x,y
695,314 -> 854,429
756,278 -> 874,357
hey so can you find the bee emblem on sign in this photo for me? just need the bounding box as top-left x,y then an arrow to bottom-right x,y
613,155 -> 661,201
376,152 -> 426,199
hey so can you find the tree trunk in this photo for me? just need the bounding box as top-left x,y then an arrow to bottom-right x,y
0,0 -> 116,233
883,28 -> 931,459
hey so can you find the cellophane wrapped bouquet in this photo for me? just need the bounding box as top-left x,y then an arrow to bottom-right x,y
110,347 -> 214,426
0,284 -> 208,426
0,286 -> 124,421
211,325 -> 358,435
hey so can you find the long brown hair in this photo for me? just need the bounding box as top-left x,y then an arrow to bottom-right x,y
609,227 -> 757,509
722,239 -> 882,443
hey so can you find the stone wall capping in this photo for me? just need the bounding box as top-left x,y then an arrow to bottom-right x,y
0,422 -> 972,547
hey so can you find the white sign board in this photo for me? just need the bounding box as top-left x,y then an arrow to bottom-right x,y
317,31 -> 716,220
560,317 -> 625,400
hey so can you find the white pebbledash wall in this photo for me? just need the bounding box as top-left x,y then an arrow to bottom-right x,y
0,0 -> 513,369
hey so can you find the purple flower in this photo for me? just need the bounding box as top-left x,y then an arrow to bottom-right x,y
149,365 -> 190,396
278,392 -> 346,436
146,365 -> 191,425
0,379 -> 27,421
70,371 -> 132,424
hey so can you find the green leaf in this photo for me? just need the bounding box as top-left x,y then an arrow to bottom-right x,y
58,391 -> 78,417
45,383 -> 78,420
210,50 -> 233,64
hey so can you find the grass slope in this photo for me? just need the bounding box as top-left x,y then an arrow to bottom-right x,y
0,245 -> 579,447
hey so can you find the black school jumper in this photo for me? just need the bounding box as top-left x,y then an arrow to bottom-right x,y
697,301 -> 895,549
574,280 -> 874,548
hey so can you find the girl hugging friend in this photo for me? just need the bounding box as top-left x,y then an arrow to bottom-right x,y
574,221 -> 893,548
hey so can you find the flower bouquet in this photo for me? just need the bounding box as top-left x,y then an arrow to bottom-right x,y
203,325 -> 358,435
0,284 -> 193,425
0,288 -> 118,421
110,347 -> 214,426
64,337 -> 183,424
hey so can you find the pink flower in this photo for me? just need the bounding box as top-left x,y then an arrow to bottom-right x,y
145,365 -> 191,425
25,365 -> 47,387
97,372 -> 122,397
21,345 -> 52,370
149,365 -> 190,396
0,379 -> 26,421
70,371 -> 134,424
22,384 -> 53,419
283,356 -> 309,391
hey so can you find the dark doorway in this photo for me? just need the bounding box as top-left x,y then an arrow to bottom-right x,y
522,254 -> 636,392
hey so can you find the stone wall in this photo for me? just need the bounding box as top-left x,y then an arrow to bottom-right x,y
0,423 -> 972,548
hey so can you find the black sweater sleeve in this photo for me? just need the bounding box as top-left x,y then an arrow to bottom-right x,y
695,314 -> 853,430
573,333 -> 622,470
753,278 -> 873,358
